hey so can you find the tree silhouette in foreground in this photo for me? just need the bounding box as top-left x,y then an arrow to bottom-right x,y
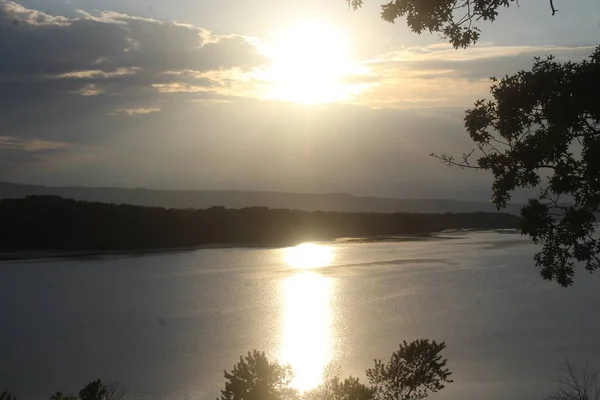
548,361 -> 600,400
434,47 -> 600,287
0,390 -> 16,400
304,364 -> 374,400
7,357 -> 598,400
50,380 -> 125,400
366,340 -> 452,400
346,0 -> 599,288
347,0 -> 559,48
219,350 -> 298,400
322,376 -> 374,400
218,340 -> 451,400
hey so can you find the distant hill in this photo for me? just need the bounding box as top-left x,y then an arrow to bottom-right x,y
0,181 -> 523,215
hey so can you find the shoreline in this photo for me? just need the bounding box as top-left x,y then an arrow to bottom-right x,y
0,229 -> 518,262
0,243 -> 282,262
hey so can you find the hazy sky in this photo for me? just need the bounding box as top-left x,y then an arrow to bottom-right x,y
1,0 -> 599,199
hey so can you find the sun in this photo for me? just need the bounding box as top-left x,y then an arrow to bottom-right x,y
260,21 -> 356,104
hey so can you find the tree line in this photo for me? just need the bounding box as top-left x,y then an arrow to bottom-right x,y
2,341 -> 597,400
0,196 -> 519,252
0,341 -> 452,400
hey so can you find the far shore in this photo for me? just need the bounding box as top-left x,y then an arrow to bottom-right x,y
0,243 -> 279,262
0,229 -> 518,262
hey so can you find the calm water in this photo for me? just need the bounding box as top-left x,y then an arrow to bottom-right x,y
1,232 -> 600,400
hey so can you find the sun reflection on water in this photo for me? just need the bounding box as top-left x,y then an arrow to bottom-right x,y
280,272 -> 333,391
279,244 -> 335,391
284,243 -> 333,270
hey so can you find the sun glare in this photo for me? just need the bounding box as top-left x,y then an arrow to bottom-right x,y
280,272 -> 333,391
261,21 -> 358,104
284,243 -> 334,270
280,244 -> 335,389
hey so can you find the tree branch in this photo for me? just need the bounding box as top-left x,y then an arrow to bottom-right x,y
549,0 -> 558,15
430,152 -> 483,170
583,119 -> 600,135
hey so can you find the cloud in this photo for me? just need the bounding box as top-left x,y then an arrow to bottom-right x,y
0,0 -> 267,142
0,135 -> 101,176
0,1 -> 595,200
377,44 -> 595,63
110,107 -> 161,116
383,44 -> 595,80
0,2 -> 266,76
1,1 -> 69,26
354,44 -> 597,108
0,136 -> 74,152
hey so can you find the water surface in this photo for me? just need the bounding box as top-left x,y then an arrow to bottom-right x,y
1,232 -> 599,400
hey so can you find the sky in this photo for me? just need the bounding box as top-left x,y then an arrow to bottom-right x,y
1,0 -> 599,200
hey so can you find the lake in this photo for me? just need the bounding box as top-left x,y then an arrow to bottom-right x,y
1,231 -> 600,400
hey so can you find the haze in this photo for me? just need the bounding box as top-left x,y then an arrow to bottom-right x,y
1,0 -> 598,199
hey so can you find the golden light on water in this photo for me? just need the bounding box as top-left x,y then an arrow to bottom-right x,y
280,272 -> 333,391
284,243 -> 334,270
279,243 -> 335,391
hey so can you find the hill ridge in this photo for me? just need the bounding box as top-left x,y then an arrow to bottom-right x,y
0,181 -> 521,215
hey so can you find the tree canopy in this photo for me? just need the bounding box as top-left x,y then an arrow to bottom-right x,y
309,375 -> 375,400
0,390 -> 16,400
217,341 -> 451,400
366,340 -> 452,400
49,380 -> 125,400
347,0 -> 599,288
435,46 -> 600,287
304,365 -> 374,400
4,357 -> 598,400
347,0 -> 558,48
548,361 -> 600,400
219,351 -> 297,400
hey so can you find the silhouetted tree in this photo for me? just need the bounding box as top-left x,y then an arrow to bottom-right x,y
218,350 -> 298,400
220,342 -> 451,400
4,344 -> 453,400
548,361 -> 600,400
103,383 -> 126,400
311,376 -> 374,400
0,390 -> 17,400
366,340 -> 452,400
50,392 -> 78,400
347,0 -> 599,287
434,47 -> 600,286
347,0 -> 559,48
305,365 -> 374,400
50,380 -> 124,400
78,380 -> 107,400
